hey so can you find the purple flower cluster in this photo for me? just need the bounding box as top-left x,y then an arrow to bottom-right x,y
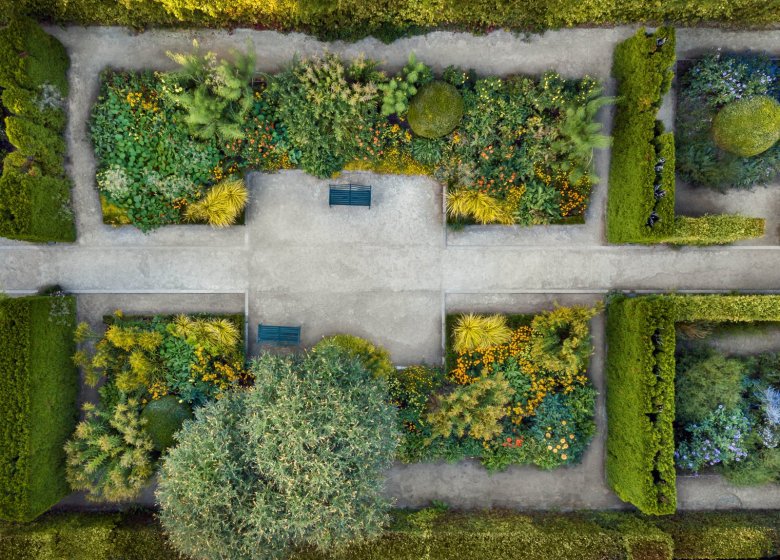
675,405 -> 750,473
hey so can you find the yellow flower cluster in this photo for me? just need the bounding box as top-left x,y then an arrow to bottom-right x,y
190,345 -> 247,396
544,421 -> 576,461
450,326 -> 533,385
125,91 -> 157,112
148,380 -> 168,400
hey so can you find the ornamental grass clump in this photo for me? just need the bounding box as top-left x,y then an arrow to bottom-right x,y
446,189 -> 516,225
453,313 -> 512,352
184,178 -> 248,227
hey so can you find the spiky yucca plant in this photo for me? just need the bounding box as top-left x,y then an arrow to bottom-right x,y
185,179 -> 248,228
453,313 -> 512,352
64,398 -> 155,502
446,189 -> 515,225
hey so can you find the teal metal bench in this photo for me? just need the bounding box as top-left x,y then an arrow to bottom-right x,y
257,324 -> 301,346
329,184 -> 371,208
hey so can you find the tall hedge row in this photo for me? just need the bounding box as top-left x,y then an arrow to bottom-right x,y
8,0 -> 780,40
606,293 -> 780,515
0,295 -> 78,522
607,28 -> 764,246
3,509 -> 780,560
606,294 -> 677,515
0,17 -> 75,243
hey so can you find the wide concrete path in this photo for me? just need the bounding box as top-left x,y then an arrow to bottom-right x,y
5,26 -> 780,512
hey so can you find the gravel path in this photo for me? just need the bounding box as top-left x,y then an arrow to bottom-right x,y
5,25 -> 780,513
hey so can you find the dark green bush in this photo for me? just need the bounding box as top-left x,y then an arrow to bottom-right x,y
0,16 -> 74,243
606,295 -> 677,515
675,352 -> 746,425
0,295 -> 78,522
407,81 -> 463,139
712,95 -> 780,157
140,396 -> 193,452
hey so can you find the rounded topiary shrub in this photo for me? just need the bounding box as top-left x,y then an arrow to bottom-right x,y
141,396 -> 193,452
407,81 -> 464,139
712,95 -> 780,157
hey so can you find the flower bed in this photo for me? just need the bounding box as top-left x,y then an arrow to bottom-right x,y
391,307 -> 598,471
676,53 -> 780,191
65,311 -> 248,502
674,327 -> 780,485
91,46 -> 606,230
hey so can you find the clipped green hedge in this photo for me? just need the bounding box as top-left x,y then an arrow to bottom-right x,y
0,295 -> 78,522
4,510 -> 780,560
12,0 -> 780,41
606,295 -> 677,515
607,293 -> 780,515
0,17 -> 74,243
607,28 -> 764,246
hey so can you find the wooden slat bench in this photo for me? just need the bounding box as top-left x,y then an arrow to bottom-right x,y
257,324 -> 301,346
329,184 -> 372,208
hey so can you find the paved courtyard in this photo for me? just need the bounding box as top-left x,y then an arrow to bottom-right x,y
4,25 -> 780,512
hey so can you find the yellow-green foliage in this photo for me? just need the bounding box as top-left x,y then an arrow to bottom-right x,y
64,399 -> 155,503
660,215 -> 765,245
530,305 -> 600,377
170,314 -> 240,352
185,178 -> 248,227
446,189 -> 516,225
314,334 -> 395,378
712,95 -> 780,157
453,313 -> 512,352
426,373 -> 513,441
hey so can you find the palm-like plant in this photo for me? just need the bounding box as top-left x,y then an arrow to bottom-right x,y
554,91 -> 613,183
453,313 -> 512,352
446,189 -> 515,225
166,40 -> 255,141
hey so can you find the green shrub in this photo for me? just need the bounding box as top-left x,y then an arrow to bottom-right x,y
0,16 -> 73,243
712,96 -> 780,157
656,511 -> 780,559
407,81 -> 463,139
658,214 -> 765,245
721,447 -> 780,486
529,305 -> 598,378
606,295 -> 677,515
675,352 -> 746,424
607,27 -> 676,244
157,348 -> 400,560
0,295 -> 78,522
140,396 -> 193,452
314,333 -> 395,378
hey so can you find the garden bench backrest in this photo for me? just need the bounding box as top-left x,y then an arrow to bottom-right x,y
257,324 -> 301,346
329,184 -> 371,208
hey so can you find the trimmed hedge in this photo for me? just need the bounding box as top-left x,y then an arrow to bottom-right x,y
606,295 -> 677,515
0,295 -> 78,522
4,510 -> 780,560
11,0 -> 780,41
607,293 -> 780,515
607,28 -> 764,246
0,17 -> 75,243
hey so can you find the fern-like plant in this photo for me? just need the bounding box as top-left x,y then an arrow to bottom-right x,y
185,178 -> 248,227
64,396 -> 155,502
426,372 -> 513,441
554,91 -> 613,183
170,315 -> 240,353
529,305 -> 599,378
446,189 -> 515,225
453,313 -> 512,352
166,40 -> 255,141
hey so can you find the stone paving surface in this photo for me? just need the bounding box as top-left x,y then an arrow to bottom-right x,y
4,25 -> 780,512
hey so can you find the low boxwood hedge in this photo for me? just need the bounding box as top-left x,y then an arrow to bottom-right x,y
3,510 -> 779,560
0,295 -> 78,522
607,28 -> 764,246
606,293 -> 780,515
0,16 -> 74,243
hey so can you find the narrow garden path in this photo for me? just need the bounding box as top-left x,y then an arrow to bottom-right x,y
4,25 -> 780,512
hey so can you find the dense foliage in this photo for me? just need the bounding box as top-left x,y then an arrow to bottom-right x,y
157,348 -> 400,560
66,312 -> 247,502
12,0 -> 780,41
677,54 -> 780,190
0,295 -> 77,522
4,509 -> 780,560
674,342 -> 780,485
607,293 -> 780,514
395,307 -> 598,472
0,17 -> 74,242
607,28 -> 763,246
314,334 -> 395,378
93,47 -> 606,229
